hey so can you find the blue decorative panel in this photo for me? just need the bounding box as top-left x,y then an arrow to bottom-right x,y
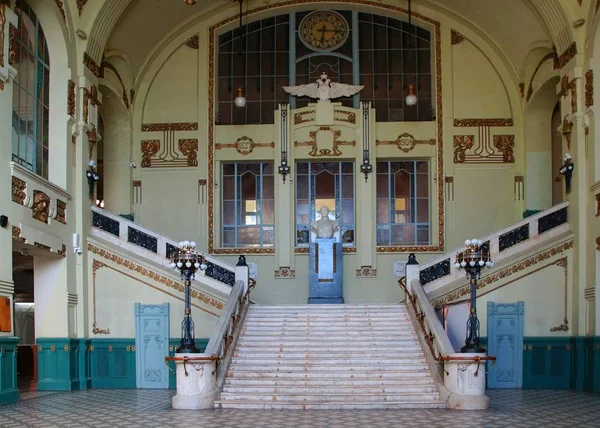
92,211 -> 120,237
308,239 -> 343,303
135,303 -> 169,389
128,227 -> 158,253
487,302 -> 524,388
0,337 -> 19,404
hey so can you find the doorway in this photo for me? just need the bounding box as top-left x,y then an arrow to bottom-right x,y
134,303 -> 169,389
487,301 -> 524,388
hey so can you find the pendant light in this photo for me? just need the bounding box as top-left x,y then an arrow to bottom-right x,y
405,0 -> 418,107
234,0 -> 246,108
184,0 -> 196,5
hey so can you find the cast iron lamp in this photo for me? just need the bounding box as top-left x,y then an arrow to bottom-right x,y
454,238 -> 493,353
86,160 -> 100,199
558,153 -> 574,194
169,240 -> 206,353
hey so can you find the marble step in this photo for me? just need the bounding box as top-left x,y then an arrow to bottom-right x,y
233,351 -> 425,358
249,304 -> 405,309
224,377 -> 436,386
231,359 -> 428,367
236,339 -> 420,347
227,364 -> 430,372
235,344 -> 423,351
219,392 -> 440,402
214,400 -> 447,410
241,320 -> 412,327
225,370 -> 434,379
244,317 -> 410,323
222,385 -> 438,394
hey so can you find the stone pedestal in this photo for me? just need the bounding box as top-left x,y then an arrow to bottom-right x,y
308,238 -> 343,303
443,353 -> 490,410
171,353 -> 217,410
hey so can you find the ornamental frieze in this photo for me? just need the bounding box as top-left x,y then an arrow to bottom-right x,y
12,176 -> 26,205
215,136 -> 274,156
376,133 -> 435,153
140,123 -> 199,168
274,267 -> 295,279
294,126 -> 355,157
356,266 -> 377,277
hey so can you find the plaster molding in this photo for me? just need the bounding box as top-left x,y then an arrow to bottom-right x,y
376,133 -> 435,153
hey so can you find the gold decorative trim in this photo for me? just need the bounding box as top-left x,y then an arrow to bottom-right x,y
595,194 -> 600,217
295,248 -> 309,254
92,260 -> 110,334
76,0 -> 88,15
454,118 -> 513,127
68,80 -> 76,117
596,237 -> 600,251
558,75 -> 577,114
130,89 -> 135,105
82,88 -> 90,123
8,23 -> 16,66
450,29 -> 465,45
554,42 -> 577,70
343,247 -> 356,253
294,111 -> 315,125
102,62 -> 130,109
141,122 -> 198,132
12,176 -> 26,205
294,126 -> 356,157
186,34 -> 199,49
274,267 -> 295,279
586,70 -> 593,108
56,199 -> 67,224
208,0 -> 444,254
432,240 -> 573,307
492,135 -> 515,163
334,110 -> 356,124
376,133 -> 435,153
54,0 -> 66,23
141,140 -> 160,168
453,135 -> 474,163
549,258 -> 569,332
34,242 -> 51,252
0,4 -> 5,68
178,139 -> 199,166
215,136 -> 275,155
562,118 -> 574,151
213,248 -> 275,255
445,177 -> 454,202
12,226 -> 25,243
32,190 -> 50,224
88,244 -> 223,310
58,244 -> 67,257
83,52 -> 100,77
356,266 -> 377,277
519,82 -> 525,98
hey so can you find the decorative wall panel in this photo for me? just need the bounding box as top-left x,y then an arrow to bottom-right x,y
294,126 -> 355,157
141,123 -> 198,168
376,133 -> 435,153
215,136 -> 274,155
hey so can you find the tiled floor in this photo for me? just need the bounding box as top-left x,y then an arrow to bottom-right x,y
0,389 -> 599,427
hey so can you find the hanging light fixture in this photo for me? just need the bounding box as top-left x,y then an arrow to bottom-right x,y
405,0 -> 418,107
234,0 -> 246,108
184,0 -> 197,5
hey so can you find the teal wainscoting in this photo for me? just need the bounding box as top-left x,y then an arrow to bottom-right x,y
90,339 -> 136,389
168,339 -> 209,390
37,338 -> 82,391
522,337 -> 571,389
78,339 -> 92,390
0,337 -> 19,404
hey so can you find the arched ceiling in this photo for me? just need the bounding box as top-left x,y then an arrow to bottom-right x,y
98,0 -> 566,81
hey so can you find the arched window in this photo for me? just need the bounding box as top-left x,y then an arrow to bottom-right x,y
216,10 -> 433,125
12,0 -> 50,179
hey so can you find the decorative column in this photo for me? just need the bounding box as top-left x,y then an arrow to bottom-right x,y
275,104 -> 294,276
357,102 -> 375,271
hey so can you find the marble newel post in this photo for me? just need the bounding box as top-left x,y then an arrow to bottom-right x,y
308,207 -> 343,303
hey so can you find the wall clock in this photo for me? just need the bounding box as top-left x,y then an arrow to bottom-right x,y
299,10 -> 349,52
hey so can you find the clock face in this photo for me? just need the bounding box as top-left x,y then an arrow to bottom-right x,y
299,11 -> 349,52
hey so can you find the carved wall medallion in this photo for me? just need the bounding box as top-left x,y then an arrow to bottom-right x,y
554,42 -> 577,69
56,199 -> 67,224
68,80 -> 76,117
12,176 -> 26,205
356,266 -> 377,277
186,35 -> 199,49
334,110 -> 356,124
453,135 -> 474,163
83,52 -> 100,77
76,0 -> 88,15
451,29 -> 465,45
294,126 -> 355,157
586,70 -> 593,108
432,240 -> 573,307
88,244 -> 223,310
294,111 -> 315,125
207,0 -> 446,254
274,267 -> 295,279
140,123 -> 198,168
12,226 -> 25,243
376,133 -> 435,153
32,191 -> 51,224
215,136 -> 274,156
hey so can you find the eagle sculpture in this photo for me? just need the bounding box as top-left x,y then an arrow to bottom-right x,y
283,73 -> 364,102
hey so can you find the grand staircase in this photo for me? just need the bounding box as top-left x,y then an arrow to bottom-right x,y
215,304 -> 445,409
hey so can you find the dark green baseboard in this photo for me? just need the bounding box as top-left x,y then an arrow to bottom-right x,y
482,336 -> 600,392
0,337 -> 20,404
168,338 -> 209,389
90,339 -> 136,389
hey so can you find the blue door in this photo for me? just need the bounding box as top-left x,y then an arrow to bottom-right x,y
487,302 -> 524,388
135,303 -> 169,389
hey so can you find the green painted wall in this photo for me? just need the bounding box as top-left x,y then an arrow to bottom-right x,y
0,337 -> 19,404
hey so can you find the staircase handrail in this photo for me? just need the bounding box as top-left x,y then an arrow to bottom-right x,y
418,202 -> 569,294
90,206 -> 236,284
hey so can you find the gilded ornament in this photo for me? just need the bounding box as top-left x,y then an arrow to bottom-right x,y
215,136 -> 274,156
450,29 -> 465,45
82,88 -> 90,123
54,0 -> 66,23
141,140 -> 160,168
12,226 -> 25,243
376,133 -> 435,153
453,135 -> 474,163
356,266 -> 377,277
56,199 -> 67,224
453,118 -> 513,127
76,0 -> 88,15
58,244 -> 67,257
519,83 -> 524,98
294,111 -> 315,125
294,126 -> 355,157
8,23 -> 16,66
0,4 -> 5,68
141,122 -> 198,132
562,118 -> 574,150
298,11 -> 349,52
585,70 -> 593,108
68,80 -> 76,117
34,242 -> 51,252
12,176 -> 26,205
492,135 -> 515,163
32,190 -> 51,224
83,52 -> 100,77
554,42 -> 577,70
178,139 -> 199,166
334,110 -> 356,124
186,35 -> 199,49
274,267 -> 295,279
526,52 -> 555,101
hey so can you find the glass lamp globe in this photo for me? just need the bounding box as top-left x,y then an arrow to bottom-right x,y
405,83 -> 418,106
235,87 -> 246,108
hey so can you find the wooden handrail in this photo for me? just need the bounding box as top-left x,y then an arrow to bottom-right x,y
165,356 -> 221,362
439,355 -> 496,362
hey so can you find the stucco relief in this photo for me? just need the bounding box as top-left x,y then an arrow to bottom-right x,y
32,190 -> 51,224
294,126 -> 355,157
376,133 -> 435,153
215,136 -> 274,156
141,123 -> 199,168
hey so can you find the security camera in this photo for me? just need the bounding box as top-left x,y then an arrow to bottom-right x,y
130,162 -> 137,168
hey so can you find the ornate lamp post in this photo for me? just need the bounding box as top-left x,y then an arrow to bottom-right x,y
454,238 -> 494,353
169,240 -> 206,353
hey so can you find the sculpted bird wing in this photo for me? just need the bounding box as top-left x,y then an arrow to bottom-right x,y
328,82 -> 365,99
282,83 -> 319,99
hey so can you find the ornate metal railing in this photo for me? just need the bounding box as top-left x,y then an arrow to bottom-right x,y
417,202 -> 569,294
90,206 -> 236,289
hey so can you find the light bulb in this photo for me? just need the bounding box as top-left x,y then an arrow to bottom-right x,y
194,262 -> 200,269
564,153 -> 572,160
178,241 -> 184,247
88,160 -> 95,167
454,262 -> 461,268
200,263 -> 207,271
186,262 -> 192,268
405,83 -> 417,106
235,87 -> 246,108
465,239 -> 471,246
176,262 -> 183,268
190,241 -> 196,248
478,260 -> 485,266
183,240 -> 190,247
169,262 -> 176,268
489,261 -> 494,267
460,261 -> 467,267
485,261 -> 492,268
469,261 -> 476,267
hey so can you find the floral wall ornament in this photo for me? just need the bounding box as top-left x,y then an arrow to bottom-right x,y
32,191 -> 51,224
294,126 -> 356,157
557,153 -> 574,193
140,123 -> 199,168
376,133 -> 436,153
453,135 -> 474,163
562,118 -> 573,150
585,70 -> 593,108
